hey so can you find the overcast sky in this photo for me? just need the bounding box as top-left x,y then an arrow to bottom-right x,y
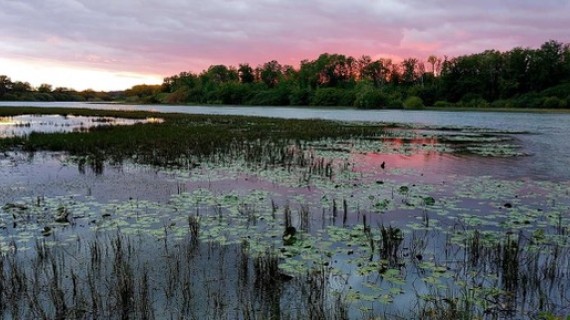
1,0 -> 569,90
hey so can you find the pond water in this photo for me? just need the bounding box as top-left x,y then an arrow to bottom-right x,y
1,101 -> 568,180
1,102 -> 569,319
0,113 -> 162,138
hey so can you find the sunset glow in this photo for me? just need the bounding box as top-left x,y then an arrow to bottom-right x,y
2,0 -> 569,91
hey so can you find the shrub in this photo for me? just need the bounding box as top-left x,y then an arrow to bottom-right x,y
309,87 -> 357,107
464,98 -> 489,108
490,99 -> 510,108
289,88 -> 312,106
433,100 -> 451,108
354,87 -> 389,109
407,85 -> 438,106
403,96 -> 424,109
542,96 -> 565,109
386,98 -> 403,109
247,89 -> 290,106
1,93 -> 16,101
511,93 -> 544,108
460,93 -> 483,103
540,83 -> 570,99
339,89 -> 356,106
165,89 -> 189,104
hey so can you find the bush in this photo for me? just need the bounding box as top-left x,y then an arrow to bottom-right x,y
407,85 -> 438,106
1,93 -> 16,101
542,96 -> 565,108
339,89 -> 356,106
464,98 -> 489,108
511,92 -> 544,108
490,99 -> 510,108
403,96 -> 424,109
433,100 -> 451,108
247,89 -> 290,106
216,82 -> 251,105
354,87 -> 389,109
309,87 -> 356,107
386,99 -> 403,109
289,88 -> 312,106
460,93 -> 483,103
165,89 -> 189,104
540,83 -> 570,99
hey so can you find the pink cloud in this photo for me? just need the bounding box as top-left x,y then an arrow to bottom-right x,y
1,0 -> 569,89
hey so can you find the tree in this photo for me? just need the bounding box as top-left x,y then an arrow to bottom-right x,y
38,83 -> 53,93
389,63 -> 401,86
528,40 -> 566,91
12,81 -> 32,93
427,55 -> 438,76
358,56 -> 389,87
0,75 -> 13,97
260,60 -> 282,88
202,65 -> 238,84
162,72 -> 199,93
401,58 -> 419,86
238,63 -> 255,84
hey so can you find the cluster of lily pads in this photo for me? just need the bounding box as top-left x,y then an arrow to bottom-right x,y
2,147 -> 569,318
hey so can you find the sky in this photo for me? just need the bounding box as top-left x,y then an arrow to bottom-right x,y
1,0 -> 569,91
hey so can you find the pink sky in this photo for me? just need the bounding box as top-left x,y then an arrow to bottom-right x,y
1,0 -> 569,91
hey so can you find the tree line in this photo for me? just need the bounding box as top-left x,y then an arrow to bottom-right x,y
3,40 -> 570,108
0,77 -> 116,102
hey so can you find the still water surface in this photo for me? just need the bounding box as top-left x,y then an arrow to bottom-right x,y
1,101 -> 569,180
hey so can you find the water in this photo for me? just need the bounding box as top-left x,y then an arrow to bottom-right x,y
1,102 -> 570,318
2,101 -> 569,180
0,114 -> 162,138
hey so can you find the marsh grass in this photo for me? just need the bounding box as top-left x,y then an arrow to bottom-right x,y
0,232 -> 356,320
1,196 -> 569,319
0,107 -> 387,169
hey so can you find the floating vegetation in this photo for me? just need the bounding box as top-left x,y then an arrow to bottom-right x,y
0,107 -> 567,319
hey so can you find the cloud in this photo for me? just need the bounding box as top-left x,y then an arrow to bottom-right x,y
2,0 -> 569,88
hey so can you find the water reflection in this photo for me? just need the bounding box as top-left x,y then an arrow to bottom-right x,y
0,114 -> 162,138
1,102 -> 570,179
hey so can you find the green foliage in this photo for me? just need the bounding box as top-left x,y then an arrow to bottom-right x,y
386,97 -> 404,109
3,40 -> 570,108
311,87 -> 347,106
33,92 -> 56,102
540,83 -> 570,99
537,312 -> 570,320
354,86 -> 389,109
459,95 -> 490,108
511,93 -> 545,109
216,82 -> 251,105
433,100 -> 451,108
247,89 -> 290,106
542,96 -> 566,109
408,85 -> 438,106
0,107 -> 386,165
403,96 -> 424,109
288,87 -> 312,106
490,99 -> 511,108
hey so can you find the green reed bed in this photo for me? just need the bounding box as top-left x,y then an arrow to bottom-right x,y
0,107 -> 390,168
